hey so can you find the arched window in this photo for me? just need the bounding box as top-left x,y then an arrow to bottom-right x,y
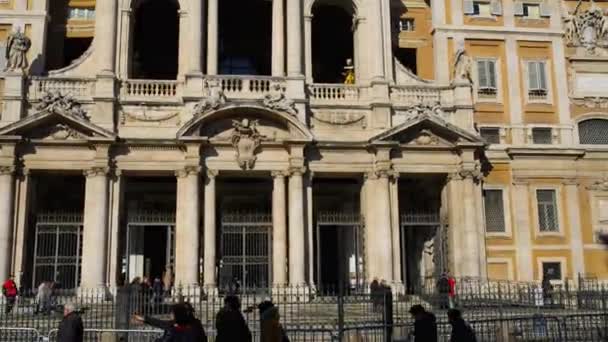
131,0 -> 180,79
311,3 -> 355,83
579,119 -> 608,145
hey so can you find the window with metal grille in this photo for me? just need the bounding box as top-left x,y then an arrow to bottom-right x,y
542,262 -> 562,281
480,127 -> 501,144
527,61 -> 548,100
579,119 -> 608,145
537,189 -> 559,232
532,128 -> 552,144
484,189 -> 506,233
399,18 -> 415,32
476,59 -> 498,98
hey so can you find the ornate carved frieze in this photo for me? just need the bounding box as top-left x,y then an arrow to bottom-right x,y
193,80 -> 227,116
588,178 -> 608,191
311,110 -> 366,128
36,90 -> 89,120
571,96 -> 608,108
398,97 -> 448,123
563,1 -> 608,55
231,118 -> 265,170
262,84 -> 297,115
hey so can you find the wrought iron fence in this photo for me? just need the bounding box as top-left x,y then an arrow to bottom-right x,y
1,279 -> 608,341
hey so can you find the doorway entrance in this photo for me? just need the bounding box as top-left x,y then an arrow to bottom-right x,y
126,224 -> 175,282
316,213 -> 363,293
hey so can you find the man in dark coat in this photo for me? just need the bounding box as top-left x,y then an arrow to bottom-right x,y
448,309 -> 477,342
56,303 -> 83,342
215,295 -> 252,342
134,302 -> 207,342
409,304 -> 437,342
436,273 -> 450,309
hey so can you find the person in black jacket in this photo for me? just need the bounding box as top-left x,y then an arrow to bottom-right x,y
134,302 -> 207,342
56,303 -> 83,342
216,295 -> 252,342
448,309 -> 477,342
409,304 -> 437,342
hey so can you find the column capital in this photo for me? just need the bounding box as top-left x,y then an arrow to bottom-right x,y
84,167 -> 109,178
512,177 -> 530,186
0,166 -> 15,176
288,167 -> 306,176
175,166 -> 201,178
271,170 -> 288,178
458,168 -> 484,183
563,178 -> 579,186
206,169 -> 219,179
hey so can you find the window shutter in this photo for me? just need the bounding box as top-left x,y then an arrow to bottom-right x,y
528,62 -> 539,90
463,0 -> 475,14
540,0 -> 551,17
538,62 -> 547,90
514,1 -> 524,16
488,60 -> 496,88
491,0 -> 503,16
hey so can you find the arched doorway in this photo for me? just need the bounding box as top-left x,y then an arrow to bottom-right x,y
218,0 -> 272,75
311,3 -> 355,83
131,0 -> 180,79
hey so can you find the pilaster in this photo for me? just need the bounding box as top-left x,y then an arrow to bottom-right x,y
564,180 -> 585,279
512,178 -> 533,281
505,37 -> 525,145
2,71 -> 27,123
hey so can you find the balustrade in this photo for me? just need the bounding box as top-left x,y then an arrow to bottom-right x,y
206,75 -> 284,99
29,77 -> 95,100
120,79 -> 179,100
390,85 -> 443,106
308,84 -> 367,104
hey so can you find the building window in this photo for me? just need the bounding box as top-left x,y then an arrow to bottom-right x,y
532,128 -> 552,144
484,189 -> 506,233
476,59 -> 498,98
527,61 -> 548,100
399,18 -> 415,32
579,119 -> 608,145
464,0 -> 502,16
68,7 -> 95,20
515,1 -> 551,19
473,1 -> 492,16
480,127 -> 501,144
541,262 -> 562,281
523,3 -> 541,19
536,189 -> 559,233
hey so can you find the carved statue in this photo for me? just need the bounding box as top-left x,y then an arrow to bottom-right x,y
563,1 -> 581,44
4,28 -> 32,72
36,90 -> 88,120
231,118 -> 265,170
193,79 -> 227,115
565,0 -> 608,54
262,83 -> 297,115
453,48 -> 472,83
342,58 -> 355,85
404,97 -> 446,122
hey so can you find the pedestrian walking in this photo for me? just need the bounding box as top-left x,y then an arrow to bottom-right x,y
152,277 -> 164,305
380,280 -> 393,342
408,304 -> 437,342
35,281 -> 54,315
436,273 -> 450,309
256,299 -> 289,342
447,272 -> 456,309
542,270 -> 554,306
133,302 -> 207,342
447,309 -> 476,342
2,275 -> 18,314
56,303 -> 83,342
215,295 -> 252,342
370,278 -> 381,312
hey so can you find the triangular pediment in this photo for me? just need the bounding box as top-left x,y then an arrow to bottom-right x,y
0,110 -> 115,141
370,114 -> 484,147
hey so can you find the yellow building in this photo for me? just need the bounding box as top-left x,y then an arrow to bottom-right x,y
0,0 -> 606,290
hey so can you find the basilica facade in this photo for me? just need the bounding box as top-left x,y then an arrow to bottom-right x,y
0,0 -> 607,291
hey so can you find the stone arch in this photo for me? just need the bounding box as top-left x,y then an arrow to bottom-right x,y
305,0 -> 359,17
176,105 -> 314,141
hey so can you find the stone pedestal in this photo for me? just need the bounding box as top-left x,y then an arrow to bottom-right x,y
2,71 -> 26,123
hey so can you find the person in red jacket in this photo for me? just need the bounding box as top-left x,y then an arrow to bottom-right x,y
447,272 -> 456,309
2,275 -> 18,314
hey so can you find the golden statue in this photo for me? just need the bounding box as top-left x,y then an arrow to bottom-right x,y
343,58 -> 355,84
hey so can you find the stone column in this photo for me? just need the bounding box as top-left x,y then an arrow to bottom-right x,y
189,0 -> 204,75
0,167 -> 14,281
107,171 -> 124,287
364,172 -> 393,282
565,181 -> 585,279
12,169 -> 30,287
512,179 -> 533,281
304,15 -> 313,82
272,172 -> 287,285
286,0 -> 303,76
81,168 -> 110,289
389,174 -> 402,285
175,167 -> 201,286
288,168 -> 306,285
272,0 -> 285,77
207,0 -> 219,75
94,0 -> 118,74
203,170 -> 218,286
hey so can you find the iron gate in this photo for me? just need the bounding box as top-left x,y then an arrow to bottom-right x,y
219,212 -> 272,289
32,213 -> 83,289
315,212 -> 364,291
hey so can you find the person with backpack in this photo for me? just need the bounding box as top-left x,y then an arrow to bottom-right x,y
133,302 -> 207,342
256,299 -> 289,342
2,275 -> 18,314
215,295 -> 252,342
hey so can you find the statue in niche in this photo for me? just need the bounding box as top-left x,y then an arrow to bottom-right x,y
422,238 -> 435,279
231,118 -> 265,170
452,49 -> 472,83
262,83 -> 297,115
4,28 -> 31,72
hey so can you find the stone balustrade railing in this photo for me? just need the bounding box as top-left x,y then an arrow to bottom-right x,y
120,79 -> 180,100
308,84 -> 370,105
206,75 -> 285,99
390,85 -> 443,106
29,77 -> 96,101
